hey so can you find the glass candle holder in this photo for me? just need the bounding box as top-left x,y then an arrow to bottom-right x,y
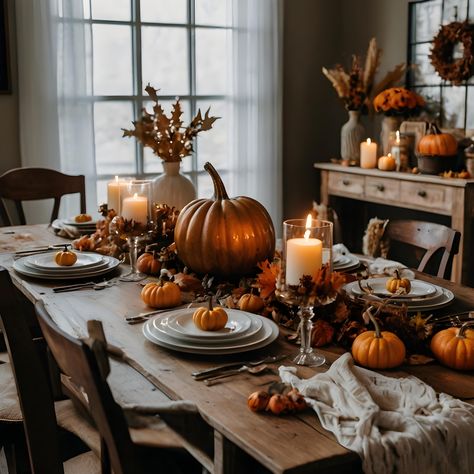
276,217 -> 333,367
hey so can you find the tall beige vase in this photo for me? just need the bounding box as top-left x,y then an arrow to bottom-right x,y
340,110 -> 365,163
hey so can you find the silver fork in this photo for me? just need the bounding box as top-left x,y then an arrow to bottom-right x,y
52,279 -> 118,293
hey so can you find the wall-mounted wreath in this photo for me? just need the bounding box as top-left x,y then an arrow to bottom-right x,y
429,21 -> 474,85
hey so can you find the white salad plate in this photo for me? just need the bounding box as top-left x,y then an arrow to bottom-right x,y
143,311 -> 279,355
153,309 -> 263,344
351,278 -> 437,298
63,215 -> 100,226
333,253 -> 360,271
13,255 -> 120,280
51,219 -> 96,235
26,252 -> 104,271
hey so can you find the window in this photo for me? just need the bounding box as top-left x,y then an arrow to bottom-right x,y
80,0 -> 232,203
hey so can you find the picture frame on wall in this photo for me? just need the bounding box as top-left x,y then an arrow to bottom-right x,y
0,0 -> 11,94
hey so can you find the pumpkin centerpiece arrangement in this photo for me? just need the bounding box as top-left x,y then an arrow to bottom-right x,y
174,162 -> 275,278
351,307 -> 406,369
193,297 -> 228,331
416,123 -> 458,175
55,246 -> 77,267
430,322 -> 474,371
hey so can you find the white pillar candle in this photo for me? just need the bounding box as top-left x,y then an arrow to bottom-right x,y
107,176 -> 121,213
121,193 -> 148,224
286,215 -> 323,285
360,138 -> 378,169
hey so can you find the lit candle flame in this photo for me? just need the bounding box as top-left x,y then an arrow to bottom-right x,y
388,152 -> 392,157
115,175 -> 119,183
304,214 -> 312,239
133,193 -> 138,199
367,138 -> 372,145
396,130 -> 400,144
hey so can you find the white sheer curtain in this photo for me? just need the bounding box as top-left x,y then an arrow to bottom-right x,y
15,0 -> 96,223
230,0 -> 283,231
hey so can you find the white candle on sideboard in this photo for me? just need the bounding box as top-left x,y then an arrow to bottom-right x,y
107,176 -> 121,213
391,130 -> 401,171
360,138 -> 378,169
121,193 -> 148,224
286,215 -> 323,286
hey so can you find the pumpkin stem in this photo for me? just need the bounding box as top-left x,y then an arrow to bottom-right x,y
427,122 -> 442,135
208,295 -> 214,311
204,162 -> 229,200
63,245 -> 69,252
366,306 -> 382,338
458,321 -> 474,338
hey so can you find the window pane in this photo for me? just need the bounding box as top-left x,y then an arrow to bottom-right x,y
141,0 -> 187,23
442,0 -> 467,24
142,26 -> 189,95
195,0 -> 229,26
196,100 -> 228,171
83,0 -> 91,19
196,28 -> 229,95
95,101 -> 136,175
411,43 -> 440,86
143,100 -> 191,174
413,1 -> 442,42
91,0 -> 131,21
466,87 -> 474,129
93,25 -> 133,95
442,87 -> 466,128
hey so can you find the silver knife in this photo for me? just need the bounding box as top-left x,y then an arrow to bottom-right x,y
192,354 -> 287,380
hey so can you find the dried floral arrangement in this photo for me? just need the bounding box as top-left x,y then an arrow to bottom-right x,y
373,87 -> 425,117
122,84 -> 219,162
322,37 -> 407,113
430,21 -> 474,85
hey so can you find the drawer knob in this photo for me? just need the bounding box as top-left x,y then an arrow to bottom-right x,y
342,179 -> 351,186
376,184 -> 385,192
417,190 -> 427,198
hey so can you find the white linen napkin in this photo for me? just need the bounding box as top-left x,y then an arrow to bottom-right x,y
368,257 -> 415,279
279,353 -> 474,474
333,243 -> 351,260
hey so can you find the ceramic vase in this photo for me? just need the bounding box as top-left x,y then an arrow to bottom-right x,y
340,110 -> 365,163
153,161 -> 196,210
380,116 -> 402,156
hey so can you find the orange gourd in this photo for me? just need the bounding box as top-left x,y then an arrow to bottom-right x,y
174,162 -> 275,277
417,123 -> 458,156
136,252 -> 161,275
430,322 -> 474,371
54,246 -> 77,266
141,281 -> 181,309
378,154 -> 396,171
352,308 -> 406,369
385,270 -> 411,294
193,298 -> 228,331
238,292 -> 265,313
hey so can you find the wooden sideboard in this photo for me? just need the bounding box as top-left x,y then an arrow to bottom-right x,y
314,163 -> 474,286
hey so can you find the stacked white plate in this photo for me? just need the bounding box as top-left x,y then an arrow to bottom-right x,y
343,277 -> 454,312
13,252 -> 120,280
143,308 -> 279,355
333,253 -> 360,272
52,216 -> 98,235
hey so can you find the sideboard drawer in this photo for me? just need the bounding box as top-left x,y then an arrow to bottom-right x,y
400,181 -> 452,213
328,173 -> 364,197
365,177 -> 400,202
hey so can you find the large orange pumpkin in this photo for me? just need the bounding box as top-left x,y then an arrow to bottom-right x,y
417,123 -> 458,156
174,162 -> 275,277
430,322 -> 474,371
352,308 -> 406,369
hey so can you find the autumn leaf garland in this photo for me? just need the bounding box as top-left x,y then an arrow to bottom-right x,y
123,84 -> 219,162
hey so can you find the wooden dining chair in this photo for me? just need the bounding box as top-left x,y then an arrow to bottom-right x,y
384,220 -> 461,280
0,168 -> 86,226
35,301 -> 210,474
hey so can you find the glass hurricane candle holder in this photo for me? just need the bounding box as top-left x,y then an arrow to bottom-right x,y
113,180 -> 153,282
276,217 -> 333,367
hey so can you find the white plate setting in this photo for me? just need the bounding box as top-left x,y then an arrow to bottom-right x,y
13,253 -> 120,280
143,308 -> 279,355
333,254 -> 360,272
343,278 -> 454,312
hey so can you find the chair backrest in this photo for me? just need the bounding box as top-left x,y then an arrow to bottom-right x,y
384,220 -> 461,279
0,267 -> 64,474
35,302 -> 138,474
0,167 -> 86,225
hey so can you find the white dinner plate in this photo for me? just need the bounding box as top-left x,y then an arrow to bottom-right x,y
51,219 -> 96,235
23,257 -> 110,275
153,309 -> 263,344
351,278 -> 437,298
26,252 -> 104,270
333,254 -> 360,271
143,314 -> 279,355
63,215 -> 100,226
13,255 -> 120,280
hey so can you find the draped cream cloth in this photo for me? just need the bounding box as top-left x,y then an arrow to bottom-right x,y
280,353 -> 474,474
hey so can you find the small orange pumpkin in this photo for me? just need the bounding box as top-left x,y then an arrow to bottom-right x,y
141,281 -> 181,309
417,123 -> 458,156
352,308 -> 406,369
193,298 -> 228,331
136,252 -> 161,275
238,292 -> 265,313
55,246 -> 77,266
378,154 -> 396,171
430,322 -> 474,371
385,270 -> 411,294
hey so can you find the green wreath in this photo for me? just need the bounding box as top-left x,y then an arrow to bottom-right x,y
430,21 -> 474,85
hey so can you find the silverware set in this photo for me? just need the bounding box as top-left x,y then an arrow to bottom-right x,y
14,244 -> 70,259
52,278 -> 118,293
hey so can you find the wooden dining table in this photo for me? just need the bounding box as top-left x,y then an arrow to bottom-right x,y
1,224 -> 474,474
